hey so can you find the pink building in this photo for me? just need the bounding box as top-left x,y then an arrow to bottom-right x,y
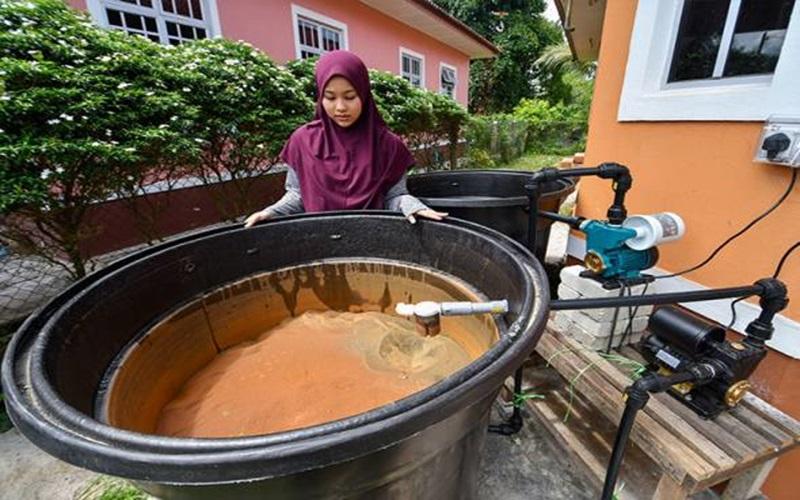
66,0 -> 498,106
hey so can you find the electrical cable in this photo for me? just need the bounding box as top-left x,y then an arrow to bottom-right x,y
727,296 -> 747,331
655,169 -> 797,280
773,240 -> 800,278
619,282 -> 650,347
724,241 -> 798,332
604,281 -> 626,354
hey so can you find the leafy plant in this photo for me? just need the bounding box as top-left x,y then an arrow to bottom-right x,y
174,39 -> 313,219
0,0 -> 198,278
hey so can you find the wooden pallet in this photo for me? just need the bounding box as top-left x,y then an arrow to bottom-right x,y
508,328 -> 800,499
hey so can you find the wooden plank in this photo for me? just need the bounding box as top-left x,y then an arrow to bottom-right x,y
653,474 -> 691,500
741,393 -> 800,440
654,393 -> 758,462
537,333 -> 715,484
519,378 -> 661,500
729,405 -> 794,448
720,458 -> 777,500
714,412 -> 776,455
551,331 -> 738,471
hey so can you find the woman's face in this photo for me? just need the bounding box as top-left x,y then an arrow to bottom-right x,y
322,76 -> 363,128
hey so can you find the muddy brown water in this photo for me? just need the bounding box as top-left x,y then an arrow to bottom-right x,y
102,260 -> 499,437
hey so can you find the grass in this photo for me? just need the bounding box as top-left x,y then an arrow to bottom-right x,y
498,153 -> 563,171
76,477 -> 150,500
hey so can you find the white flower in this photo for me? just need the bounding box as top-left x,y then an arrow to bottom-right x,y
0,95 -> 10,102
224,59 -> 239,65
0,129 -> 4,134
55,167 -> 64,174
111,140 -> 119,145
59,113 -> 74,121
40,169 -> 52,179
100,55 -> 112,62
106,129 -> 113,136
194,138 -> 204,143
159,124 -> 169,129
146,91 -> 155,96
47,119 -> 61,125
182,87 -> 191,92
170,116 -> 178,121
124,147 -> 136,152
91,141 -> 102,147
117,82 -> 131,89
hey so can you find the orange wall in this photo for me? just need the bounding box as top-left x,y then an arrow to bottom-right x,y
580,2 -> 800,497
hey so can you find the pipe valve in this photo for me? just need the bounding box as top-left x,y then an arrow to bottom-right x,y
395,300 -> 509,336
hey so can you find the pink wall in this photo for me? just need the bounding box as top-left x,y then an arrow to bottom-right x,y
218,0 -> 470,106
67,0 -> 471,106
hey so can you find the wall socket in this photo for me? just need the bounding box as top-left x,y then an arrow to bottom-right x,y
754,117 -> 800,168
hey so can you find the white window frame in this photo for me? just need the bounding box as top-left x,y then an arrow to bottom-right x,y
399,47 -> 425,89
439,62 -> 457,98
618,0 -> 800,121
85,0 -> 222,44
291,4 -> 349,60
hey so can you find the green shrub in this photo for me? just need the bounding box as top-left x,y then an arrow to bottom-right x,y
174,39 -> 313,218
463,114 -> 529,168
0,0 -> 198,277
513,97 -> 588,155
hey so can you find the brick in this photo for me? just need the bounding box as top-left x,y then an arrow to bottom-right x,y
550,315 -> 645,350
559,265 -> 649,298
557,284 -> 653,322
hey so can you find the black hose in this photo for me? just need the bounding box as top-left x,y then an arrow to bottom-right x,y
551,284 -> 762,310
601,370 -> 701,500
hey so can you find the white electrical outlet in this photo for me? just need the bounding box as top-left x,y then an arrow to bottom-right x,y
755,117 -> 800,168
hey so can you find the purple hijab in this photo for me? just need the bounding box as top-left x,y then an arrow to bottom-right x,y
280,51 -> 415,212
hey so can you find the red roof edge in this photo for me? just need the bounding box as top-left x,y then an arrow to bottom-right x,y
408,0 -> 500,56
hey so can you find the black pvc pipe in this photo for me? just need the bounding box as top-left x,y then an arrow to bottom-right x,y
600,371 -> 699,500
551,285 -> 763,311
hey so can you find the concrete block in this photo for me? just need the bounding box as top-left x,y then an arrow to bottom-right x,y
559,266 -> 648,298
571,310 -> 649,337
550,315 -> 645,350
557,284 -> 653,322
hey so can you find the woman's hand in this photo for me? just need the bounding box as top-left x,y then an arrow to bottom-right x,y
406,209 -> 448,224
244,210 -> 271,228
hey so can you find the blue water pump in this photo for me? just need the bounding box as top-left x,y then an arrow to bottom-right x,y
525,164 -> 685,283
580,221 -> 658,279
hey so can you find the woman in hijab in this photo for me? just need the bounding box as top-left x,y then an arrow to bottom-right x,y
244,50 -> 446,228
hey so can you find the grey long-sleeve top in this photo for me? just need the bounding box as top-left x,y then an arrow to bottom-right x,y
263,166 -> 429,218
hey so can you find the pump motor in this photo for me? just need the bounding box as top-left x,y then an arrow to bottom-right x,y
638,306 -> 767,418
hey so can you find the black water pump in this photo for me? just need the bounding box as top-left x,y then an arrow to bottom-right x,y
638,278 -> 788,418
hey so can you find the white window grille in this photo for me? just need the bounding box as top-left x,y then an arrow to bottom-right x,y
439,63 -> 457,98
400,49 -> 425,88
86,0 -> 218,45
291,5 -> 348,60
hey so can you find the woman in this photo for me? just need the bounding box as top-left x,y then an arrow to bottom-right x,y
244,50 -> 446,227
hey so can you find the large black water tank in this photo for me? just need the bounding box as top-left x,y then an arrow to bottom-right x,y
407,169 -> 576,259
2,212 -> 550,499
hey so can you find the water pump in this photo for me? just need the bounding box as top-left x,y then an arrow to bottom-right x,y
525,164 -> 684,284
638,278 -> 788,418
580,213 -> 684,280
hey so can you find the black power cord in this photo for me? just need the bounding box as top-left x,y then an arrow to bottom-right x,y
726,240 -> 799,331
773,240 -> 800,278
656,169 -> 797,280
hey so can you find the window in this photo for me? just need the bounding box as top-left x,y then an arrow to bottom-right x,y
618,0 -> 800,121
669,0 -> 795,83
86,0 -> 220,45
439,63 -> 457,98
291,5 -> 348,60
400,48 -> 425,88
